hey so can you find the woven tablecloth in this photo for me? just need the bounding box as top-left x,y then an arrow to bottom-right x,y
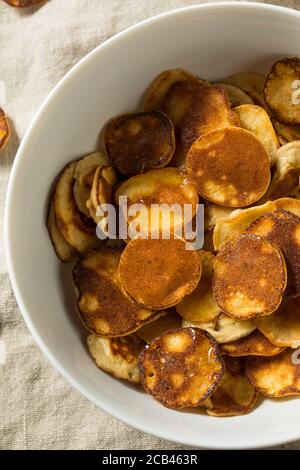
1,0 -> 300,450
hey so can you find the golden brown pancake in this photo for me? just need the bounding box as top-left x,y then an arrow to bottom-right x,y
139,327 -> 224,409
118,237 -> 201,309
87,333 -> 144,383
245,209 -> 300,297
212,234 -> 287,319
73,247 -> 161,336
245,349 -> 300,397
256,297 -> 300,348
104,111 -> 175,176
204,356 -> 258,416
0,107 -> 10,149
216,83 -> 254,107
3,0 -> 45,6
221,72 -> 265,106
186,127 -> 271,207
46,196 -> 78,263
86,165 -> 117,224
272,118 -> 300,144
274,198 -> 300,217
221,330 -> 284,357
54,162 -> 101,253
143,68 -> 204,111
264,58 -> 300,125
137,309 -> 182,343
176,251 -> 220,322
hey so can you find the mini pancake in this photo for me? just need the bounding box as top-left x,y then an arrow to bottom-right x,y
261,141 -> 300,201
46,196 -> 78,262
87,333 -> 144,383
222,72 -> 265,106
143,69 -> 204,111
221,330 -> 284,357
104,111 -> 175,176
213,234 -> 287,319
256,297 -> 300,348
204,202 -> 233,231
274,197 -> 300,217
272,118 -> 300,144
234,104 -> 279,164
182,314 -> 255,344
73,152 -> 109,217
176,251 -> 220,323
86,165 -> 117,224
245,209 -> 300,297
54,162 -> 101,253
137,309 -> 182,343
73,247 -> 161,336
139,327 -> 224,409
245,349 -> 300,397
264,58 -> 300,125
179,85 -> 239,154
114,168 -> 198,236
204,356 -> 258,416
216,83 -> 254,107
0,108 -> 10,150
3,0 -> 45,6
118,237 -> 201,310
186,127 -> 271,207
213,201 -> 276,251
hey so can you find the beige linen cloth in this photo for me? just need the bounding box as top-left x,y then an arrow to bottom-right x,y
0,0 -> 300,450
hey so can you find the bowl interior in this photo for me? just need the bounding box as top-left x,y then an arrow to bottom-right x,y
6,3 -> 300,449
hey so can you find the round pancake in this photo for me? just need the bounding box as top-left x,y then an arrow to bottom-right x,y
221,330 -> 284,357
104,111 -> 175,176
139,327 -> 224,409
186,127 -> 271,207
137,309 -> 182,343
176,251 -> 220,322
0,107 -> 10,149
114,167 -> 198,237
87,333 -> 144,383
204,356 -> 258,416
182,314 -> 255,344
119,237 -> 201,310
256,297 -> 300,348
245,209 -> 300,297
264,58 -> 300,125
212,234 -> 287,319
73,247 -> 161,337
245,349 -> 300,397
54,162 -> 101,253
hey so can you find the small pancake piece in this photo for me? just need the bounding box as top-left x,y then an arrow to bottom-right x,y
256,297 -> 300,348
213,201 -> 276,251
0,108 -> 10,150
221,330 -> 284,357
204,203 -> 233,231
261,141 -> 300,201
54,162 -> 101,253
222,72 -> 265,106
139,327 -> 224,409
204,356 -> 258,416
234,104 -> 279,164
73,247 -> 161,337
46,196 -> 78,262
216,83 -> 254,107
186,127 -> 270,207
4,0 -> 45,6
272,119 -> 300,144
182,314 -> 255,344
119,237 -> 201,310
87,333 -> 144,383
144,69 -> 204,111
114,168 -> 198,236
245,349 -> 300,397
176,251 -> 220,322
137,309 -> 182,343
86,165 -> 117,224
213,234 -> 287,319
274,197 -> 300,217
245,209 -> 300,297
73,152 -> 109,217
104,111 -> 175,176
264,58 -> 300,125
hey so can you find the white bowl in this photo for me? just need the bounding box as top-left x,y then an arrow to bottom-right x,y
5,2 -> 300,449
